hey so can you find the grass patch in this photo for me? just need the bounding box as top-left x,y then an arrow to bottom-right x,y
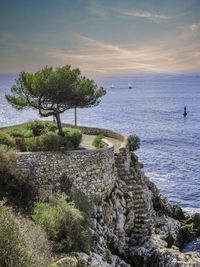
92,134 -> 104,148
0,121 -> 82,152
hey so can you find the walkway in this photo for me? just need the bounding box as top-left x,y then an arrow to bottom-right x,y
80,134 -> 122,152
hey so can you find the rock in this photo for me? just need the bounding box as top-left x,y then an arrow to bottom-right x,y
192,213 -> 200,234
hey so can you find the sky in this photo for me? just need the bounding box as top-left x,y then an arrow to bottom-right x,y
0,0 -> 200,75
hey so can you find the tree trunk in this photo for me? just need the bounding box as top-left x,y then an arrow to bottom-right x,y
75,106 -> 77,127
55,112 -> 64,136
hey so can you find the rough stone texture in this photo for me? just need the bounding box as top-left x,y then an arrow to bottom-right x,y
16,139 -> 116,201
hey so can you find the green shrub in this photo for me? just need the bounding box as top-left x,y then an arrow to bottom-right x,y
0,200 -> 41,267
28,120 -> 58,137
92,134 -> 104,148
26,133 -> 72,151
68,128 -> 82,149
46,123 -> 57,133
23,129 -> 34,138
25,136 -> 42,152
28,120 -> 46,136
128,134 -> 140,151
5,125 -> 33,139
32,193 -> 91,253
0,132 -> 15,147
40,133 -> 64,151
9,128 -> 25,138
26,129 -> 82,152
0,122 -> 82,151
62,128 -> 82,149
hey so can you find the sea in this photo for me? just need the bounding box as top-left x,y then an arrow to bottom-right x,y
0,73 -> 200,216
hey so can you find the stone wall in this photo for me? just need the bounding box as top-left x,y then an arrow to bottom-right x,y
16,138 -> 117,201
15,124 -> 130,201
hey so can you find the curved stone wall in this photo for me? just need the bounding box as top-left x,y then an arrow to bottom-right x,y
16,137 -> 117,201
14,124 -> 131,202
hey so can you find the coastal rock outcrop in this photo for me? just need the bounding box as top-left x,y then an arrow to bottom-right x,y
92,150 -> 200,266
55,144 -> 200,266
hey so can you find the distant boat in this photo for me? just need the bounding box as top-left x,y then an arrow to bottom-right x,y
111,83 -> 115,88
128,83 -> 132,88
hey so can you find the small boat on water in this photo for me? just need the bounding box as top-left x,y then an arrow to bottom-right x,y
111,83 -> 115,88
128,83 -> 132,88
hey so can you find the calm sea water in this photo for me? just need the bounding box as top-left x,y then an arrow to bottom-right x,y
0,73 -> 200,215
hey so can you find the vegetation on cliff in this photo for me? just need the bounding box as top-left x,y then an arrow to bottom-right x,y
127,134 -> 140,151
0,121 -> 82,152
0,200 -> 50,267
0,145 -> 93,266
32,193 -> 92,253
92,134 -> 104,148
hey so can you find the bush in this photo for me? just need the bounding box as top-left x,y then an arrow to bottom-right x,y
128,134 -> 140,151
92,134 -> 104,148
28,120 -> 46,136
0,122 -> 82,152
9,128 -> 25,138
0,145 -> 16,176
63,128 -> 82,149
25,136 -> 42,152
46,123 -> 57,133
6,125 -> 32,138
0,200 -> 41,267
26,133 -> 71,152
0,132 -> 15,147
32,193 -> 91,253
26,129 -> 82,152
40,133 -> 64,151
0,145 -> 36,206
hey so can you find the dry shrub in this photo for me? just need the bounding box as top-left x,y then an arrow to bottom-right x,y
17,214 -> 52,267
0,145 -> 35,206
0,145 -> 16,176
0,200 -> 44,267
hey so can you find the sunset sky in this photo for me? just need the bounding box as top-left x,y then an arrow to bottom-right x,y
0,0 -> 200,74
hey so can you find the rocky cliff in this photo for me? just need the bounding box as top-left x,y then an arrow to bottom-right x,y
55,144 -> 200,266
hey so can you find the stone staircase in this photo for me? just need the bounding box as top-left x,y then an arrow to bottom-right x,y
115,151 -> 152,241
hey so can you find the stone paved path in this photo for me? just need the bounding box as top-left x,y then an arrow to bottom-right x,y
80,134 -> 122,152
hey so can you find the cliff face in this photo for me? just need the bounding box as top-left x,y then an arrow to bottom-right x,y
15,124 -> 200,266
53,142 -> 200,266
87,148 -> 200,267
87,147 -> 200,267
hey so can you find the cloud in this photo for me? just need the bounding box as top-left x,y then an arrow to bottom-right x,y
44,33 -> 200,74
112,8 -> 172,23
188,23 -> 200,35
